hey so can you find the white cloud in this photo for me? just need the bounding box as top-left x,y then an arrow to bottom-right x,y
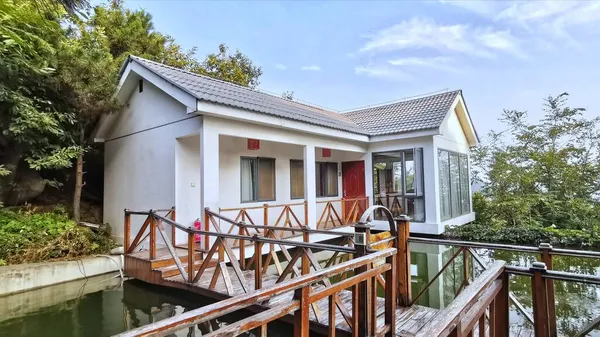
275,63 -> 287,70
354,65 -> 413,81
301,65 -> 321,71
358,17 -> 524,59
388,56 -> 456,71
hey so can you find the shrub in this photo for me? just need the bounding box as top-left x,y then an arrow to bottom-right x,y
0,206 -> 115,264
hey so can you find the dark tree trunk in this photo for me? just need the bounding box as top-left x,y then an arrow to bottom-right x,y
73,127 -> 85,222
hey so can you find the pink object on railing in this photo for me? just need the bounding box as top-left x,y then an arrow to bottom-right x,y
193,219 -> 202,243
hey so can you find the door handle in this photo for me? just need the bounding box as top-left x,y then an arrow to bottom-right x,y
343,190 -> 347,197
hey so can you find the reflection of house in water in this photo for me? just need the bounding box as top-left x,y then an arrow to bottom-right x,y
410,243 -> 466,310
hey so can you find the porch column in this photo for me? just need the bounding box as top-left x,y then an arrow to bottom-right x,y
200,125 -> 219,242
303,145 -> 317,228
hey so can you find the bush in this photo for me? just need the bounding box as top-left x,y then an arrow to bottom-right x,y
0,206 -> 116,264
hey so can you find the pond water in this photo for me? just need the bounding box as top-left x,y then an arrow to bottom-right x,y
2,244 -> 599,337
409,243 -> 600,336
0,273 -> 291,337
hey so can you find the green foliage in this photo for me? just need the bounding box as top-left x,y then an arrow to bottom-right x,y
196,44 -> 263,88
448,93 -> 600,247
0,1 -> 78,173
0,206 -> 115,264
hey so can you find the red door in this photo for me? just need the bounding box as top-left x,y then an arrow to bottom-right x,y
342,161 -> 366,223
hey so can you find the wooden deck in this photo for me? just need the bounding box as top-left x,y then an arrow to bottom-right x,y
126,247 -> 438,336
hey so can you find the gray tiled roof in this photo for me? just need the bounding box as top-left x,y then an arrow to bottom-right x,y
129,56 -> 367,135
128,56 -> 462,137
342,90 -> 462,136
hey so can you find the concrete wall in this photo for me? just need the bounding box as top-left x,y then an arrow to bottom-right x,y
104,80 -> 201,242
0,256 -> 122,297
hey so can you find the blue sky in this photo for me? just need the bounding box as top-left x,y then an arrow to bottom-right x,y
113,0 -> 599,137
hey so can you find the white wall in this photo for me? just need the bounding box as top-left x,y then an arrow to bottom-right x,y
366,136 -> 440,234
175,134 -> 201,243
217,135 -> 365,228
103,80 -> 201,241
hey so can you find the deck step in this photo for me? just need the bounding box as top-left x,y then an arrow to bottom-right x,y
156,259 -> 217,279
150,251 -> 204,269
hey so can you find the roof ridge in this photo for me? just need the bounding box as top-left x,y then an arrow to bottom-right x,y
342,89 -> 462,115
129,55 -> 342,116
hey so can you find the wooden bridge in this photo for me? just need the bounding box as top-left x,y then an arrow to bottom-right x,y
117,205 -> 600,337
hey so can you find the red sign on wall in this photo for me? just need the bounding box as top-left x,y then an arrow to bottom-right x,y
247,138 -> 260,150
322,148 -> 331,157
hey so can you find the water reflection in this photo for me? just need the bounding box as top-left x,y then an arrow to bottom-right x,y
0,274 -> 290,337
408,243 -> 600,336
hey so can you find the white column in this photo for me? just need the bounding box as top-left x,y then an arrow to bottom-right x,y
363,151 -> 373,208
200,121 -> 219,243
303,145 -> 317,228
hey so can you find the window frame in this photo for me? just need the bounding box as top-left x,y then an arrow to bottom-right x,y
437,148 -> 471,221
372,148 -> 425,222
316,161 -> 339,198
240,156 -> 276,203
289,159 -> 305,200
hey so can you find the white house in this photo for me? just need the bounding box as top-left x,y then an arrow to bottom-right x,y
93,56 -> 479,244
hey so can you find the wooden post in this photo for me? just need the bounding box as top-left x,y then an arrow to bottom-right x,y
239,222 -> 246,270
254,238 -> 264,290
171,207 -> 176,247
187,231 -> 195,283
341,199 -> 346,225
384,254 -> 397,337
204,209 -> 210,251
354,222 -> 370,337
124,210 -> 131,253
531,262 -> 549,337
463,248 -> 470,287
395,215 -> 411,306
302,225 -> 310,243
328,295 -> 336,337
293,285 -> 310,337
303,200 -> 308,226
264,204 -> 269,227
494,271 -> 510,337
540,243 -> 557,337
149,213 -> 157,260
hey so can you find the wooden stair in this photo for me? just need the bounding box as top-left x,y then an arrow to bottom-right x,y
155,259 -> 215,278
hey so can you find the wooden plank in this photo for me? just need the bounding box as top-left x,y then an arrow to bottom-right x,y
415,261 -> 506,337
204,301 -> 300,337
460,280 -> 502,336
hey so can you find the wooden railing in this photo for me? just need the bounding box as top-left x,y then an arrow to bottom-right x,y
218,202 -> 307,243
115,248 -> 397,337
124,207 -> 176,257
409,236 -> 600,337
316,196 -> 369,229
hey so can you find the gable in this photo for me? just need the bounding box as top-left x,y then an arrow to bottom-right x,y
439,96 -> 478,147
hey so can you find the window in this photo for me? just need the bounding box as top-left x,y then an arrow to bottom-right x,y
241,157 -> 275,202
290,160 -> 304,199
373,149 -> 424,222
316,162 -> 338,197
438,150 -> 471,220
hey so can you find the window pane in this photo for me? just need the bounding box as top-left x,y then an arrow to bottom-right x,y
406,198 -> 425,222
460,155 -> 470,214
241,158 -> 256,202
393,161 -> 403,193
327,163 -> 338,196
290,160 -> 304,199
258,158 -> 275,201
450,153 -> 461,218
414,148 -> 424,197
316,163 -> 324,197
438,150 -> 451,220
404,150 -> 415,194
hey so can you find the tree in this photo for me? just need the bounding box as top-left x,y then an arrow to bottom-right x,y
282,91 -> 295,100
57,23 -> 121,221
196,44 -> 263,88
0,1 -> 79,204
472,93 -> 600,230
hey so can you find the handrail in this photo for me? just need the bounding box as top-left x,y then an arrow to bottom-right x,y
153,212 -> 355,254
114,248 -> 396,337
206,208 -> 354,237
219,201 -> 306,212
410,236 -> 600,259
